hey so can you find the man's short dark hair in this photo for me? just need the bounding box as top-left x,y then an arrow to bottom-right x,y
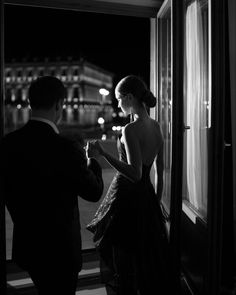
28,76 -> 66,109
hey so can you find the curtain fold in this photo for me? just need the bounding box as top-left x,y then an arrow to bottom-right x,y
185,1 -> 208,217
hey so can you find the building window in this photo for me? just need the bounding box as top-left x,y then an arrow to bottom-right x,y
62,108 -> 67,122
61,69 -> 67,81
74,68 -> 79,76
6,70 -> 11,83
28,70 -> 33,81
73,107 -> 79,122
73,87 -> 79,99
64,88 -> 68,100
16,88 -> 22,103
5,88 -> 12,104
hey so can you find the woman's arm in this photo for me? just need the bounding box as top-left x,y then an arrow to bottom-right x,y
154,140 -> 164,201
88,124 -> 142,182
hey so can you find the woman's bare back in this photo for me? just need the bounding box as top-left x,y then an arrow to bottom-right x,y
123,118 -> 163,167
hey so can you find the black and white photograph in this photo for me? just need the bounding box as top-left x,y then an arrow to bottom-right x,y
0,0 -> 236,295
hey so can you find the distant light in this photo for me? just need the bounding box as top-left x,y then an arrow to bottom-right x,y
112,113 -> 117,117
73,98 -> 79,102
63,105 -> 66,109
98,117 -> 105,125
99,88 -> 109,96
102,134 -> 107,141
118,111 -> 124,117
73,104 -> 78,109
17,104 -> 22,109
112,125 -> 122,132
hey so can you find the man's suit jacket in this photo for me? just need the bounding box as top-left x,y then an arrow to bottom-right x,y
0,120 -> 103,272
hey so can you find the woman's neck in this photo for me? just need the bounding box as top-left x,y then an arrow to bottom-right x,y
133,107 -> 149,121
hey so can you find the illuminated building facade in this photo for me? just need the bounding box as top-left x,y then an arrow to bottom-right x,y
4,58 -> 114,133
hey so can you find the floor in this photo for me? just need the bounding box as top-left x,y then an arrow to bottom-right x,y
6,257 -> 193,295
6,251 -> 107,295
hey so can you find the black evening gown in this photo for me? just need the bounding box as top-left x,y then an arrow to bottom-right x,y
87,136 -> 172,294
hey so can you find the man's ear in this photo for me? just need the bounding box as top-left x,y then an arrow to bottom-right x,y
56,99 -> 63,110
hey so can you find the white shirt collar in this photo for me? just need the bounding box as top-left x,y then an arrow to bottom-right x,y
30,117 -> 59,134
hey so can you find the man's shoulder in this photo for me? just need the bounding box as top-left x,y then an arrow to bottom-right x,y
56,133 -> 85,157
56,132 -> 78,147
0,127 -> 24,146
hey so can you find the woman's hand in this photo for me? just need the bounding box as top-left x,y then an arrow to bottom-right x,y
86,140 -> 104,158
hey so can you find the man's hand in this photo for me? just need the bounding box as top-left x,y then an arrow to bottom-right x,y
85,140 -> 104,159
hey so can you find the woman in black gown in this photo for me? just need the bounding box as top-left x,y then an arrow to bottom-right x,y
86,75 -> 172,295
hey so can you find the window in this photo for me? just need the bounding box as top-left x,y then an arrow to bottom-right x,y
28,69 -> 33,81
6,70 -> 11,83
182,0 -> 210,219
73,87 -> 79,99
157,2 -> 172,211
74,68 -> 79,76
16,88 -> 22,103
61,68 -> 67,81
39,69 -> 44,76
5,88 -> 12,104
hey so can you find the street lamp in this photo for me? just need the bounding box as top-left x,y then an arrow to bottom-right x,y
98,116 -> 105,126
98,88 -> 109,139
99,88 -> 109,98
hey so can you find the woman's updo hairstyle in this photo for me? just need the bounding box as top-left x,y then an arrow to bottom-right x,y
116,75 -> 156,108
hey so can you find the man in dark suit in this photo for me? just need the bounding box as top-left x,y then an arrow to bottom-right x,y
0,76 -> 104,294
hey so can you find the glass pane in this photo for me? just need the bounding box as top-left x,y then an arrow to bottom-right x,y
158,6 -> 172,212
183,0 -> 210,219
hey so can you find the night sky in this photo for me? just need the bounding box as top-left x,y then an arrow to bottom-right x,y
4,4 -> 150,88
